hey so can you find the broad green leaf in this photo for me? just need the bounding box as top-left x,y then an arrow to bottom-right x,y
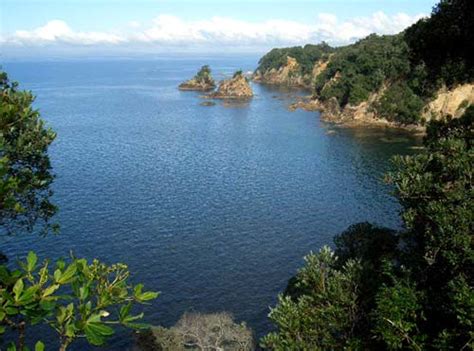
18,285 -> 39,304
57,264 -> 76,284
42,284 -> 60,298
53,269 -> 62,283
84,322 -> 114,346
119,302 -> 132,322
27,251 -> 37,272
35,341 -> 45,351
13,278 -> 24,300
138,291 -> 159,302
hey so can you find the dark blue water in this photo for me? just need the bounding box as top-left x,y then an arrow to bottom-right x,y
2,56 -> 420,349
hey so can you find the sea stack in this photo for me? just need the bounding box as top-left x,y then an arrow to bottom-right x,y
179,65 -> 216,91
208,71 -> 253,99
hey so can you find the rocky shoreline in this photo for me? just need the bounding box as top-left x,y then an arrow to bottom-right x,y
288,96 -> 425,133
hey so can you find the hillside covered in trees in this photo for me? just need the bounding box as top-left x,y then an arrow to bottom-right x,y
254,0 -> 474,125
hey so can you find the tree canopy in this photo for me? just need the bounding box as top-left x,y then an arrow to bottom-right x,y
0,72 -> 57,235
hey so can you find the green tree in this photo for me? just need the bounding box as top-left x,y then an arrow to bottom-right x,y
404,0 -> 474,87
194,65 -> 215,85
261,246 -> 363,350
0,72 -> 57,235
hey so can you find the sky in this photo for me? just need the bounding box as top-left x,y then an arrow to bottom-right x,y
0,0 -> 438,58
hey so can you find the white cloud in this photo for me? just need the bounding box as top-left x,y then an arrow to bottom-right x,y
5,20 -> 124,46
1,12 -> 426,49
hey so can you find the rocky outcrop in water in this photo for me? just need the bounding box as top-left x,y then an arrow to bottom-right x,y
207,72 -> 253,99
179,65 -> 216,91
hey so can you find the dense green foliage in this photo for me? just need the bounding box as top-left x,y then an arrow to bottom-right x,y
0,252 -> 158,350
315,34 -> 411,106
374,82 -> 425,124
257,43 -> 334,76
194,65 -> 215,85
0,72 -> 57,235
405,0 -> 474,87
262,107 -> 474,350
0,71 -> 158,350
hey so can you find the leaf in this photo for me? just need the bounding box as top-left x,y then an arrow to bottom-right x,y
119,303 -> 132,322
27,251 -> 37,272
13,278 -> 24,300
138,291 -> 159,302
133,284 -> 143,298
42,284 -> 60,298
57,263 -> 77,284
53,269 -> 62,283
84,322 -> 114,346
35,341 -> 45,351
18,285 -> 39,304
5,307 -> 18,315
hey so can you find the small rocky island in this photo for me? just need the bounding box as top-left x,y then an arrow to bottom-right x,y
207,70 -> 253,99
179,65 -> 216,91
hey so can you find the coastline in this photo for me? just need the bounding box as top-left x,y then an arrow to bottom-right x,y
285,94 -> 426,134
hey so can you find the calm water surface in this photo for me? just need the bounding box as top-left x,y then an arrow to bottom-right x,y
2,56 -> 421,349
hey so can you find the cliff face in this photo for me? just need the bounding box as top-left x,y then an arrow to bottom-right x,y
253,56 -> 308,88
291,82 -> 474,129
422,84 -> 474,121
207,75 -> 253,99
253,56 -> 330,89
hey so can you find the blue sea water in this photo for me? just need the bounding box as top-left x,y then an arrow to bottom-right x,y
2,55 -> 421,349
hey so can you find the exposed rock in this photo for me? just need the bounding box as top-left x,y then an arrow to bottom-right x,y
179,65 -> 216,91
253,56 -> 332,89
200,101 -> 216,106
422,83 -> 474,121
253,56 -> 308,88
289,90 -> 424,132
207,73 -> 253,99
312,58 -> 330,78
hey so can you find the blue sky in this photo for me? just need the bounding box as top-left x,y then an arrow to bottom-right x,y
1,0 -> 438,56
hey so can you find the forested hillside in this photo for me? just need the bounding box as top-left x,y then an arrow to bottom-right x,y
255,0 -> 474,125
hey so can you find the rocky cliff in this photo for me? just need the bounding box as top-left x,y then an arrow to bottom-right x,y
290,82 -> 474,130
422,84 -> 474,121
253,56 -> 330,89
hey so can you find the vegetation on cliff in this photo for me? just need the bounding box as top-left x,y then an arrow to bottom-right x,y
257,43 -> 334,77
262,107 -> 474,350
256,0 -> 474,125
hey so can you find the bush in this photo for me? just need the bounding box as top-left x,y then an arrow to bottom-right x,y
138,312 -> 254,351
375,82 -> 424,124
